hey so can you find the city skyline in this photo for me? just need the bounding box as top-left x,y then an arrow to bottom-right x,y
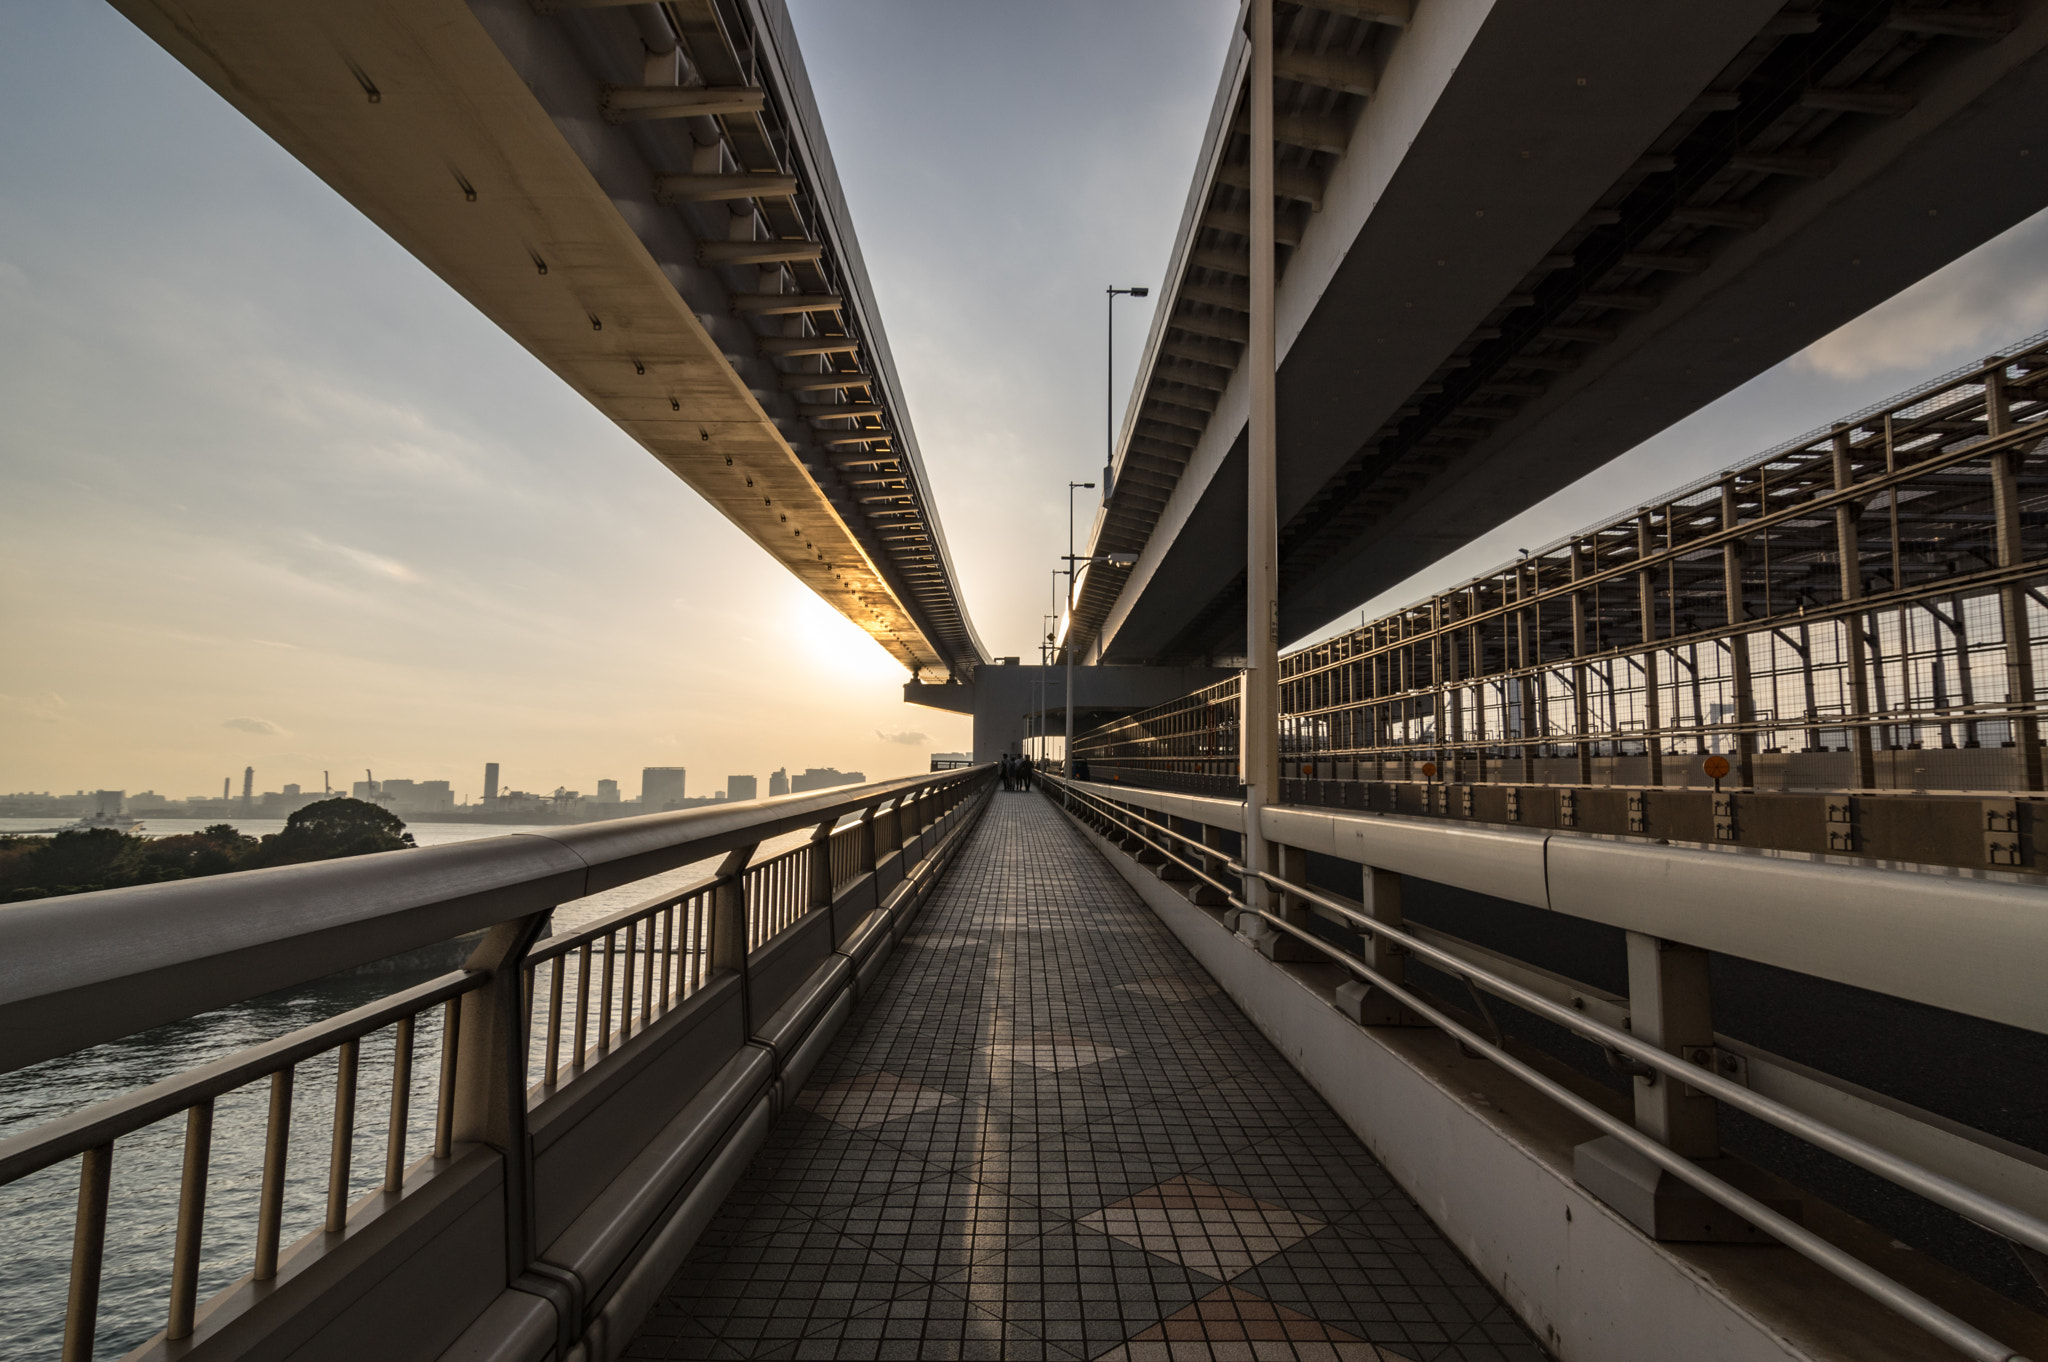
2,756 -> 883,811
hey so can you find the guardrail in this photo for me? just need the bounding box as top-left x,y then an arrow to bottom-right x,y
1042,771 -> 2046,1362
0,765 -> 993,1362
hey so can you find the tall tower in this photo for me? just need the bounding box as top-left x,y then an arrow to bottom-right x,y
241,766 -> 254,815
484,762 -> 501,803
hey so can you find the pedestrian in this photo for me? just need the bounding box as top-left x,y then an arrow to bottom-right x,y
1019,753 -> 1035,791
999,753 -> 1014,792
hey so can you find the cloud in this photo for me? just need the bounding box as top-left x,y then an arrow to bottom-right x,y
325,540 -> 422,583
223,716 -> 286,735
875,729 -> 928,745
0,692 -> 66,724
1794,208 -> 2048,382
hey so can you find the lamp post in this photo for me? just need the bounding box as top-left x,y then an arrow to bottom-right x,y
1064,482 -> 1092,776
1038,613 -> 1055,762
1062,549 -> 1139,777
1104,286 -> 1149,501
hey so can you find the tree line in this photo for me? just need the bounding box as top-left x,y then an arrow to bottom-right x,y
0,797 -> 417,902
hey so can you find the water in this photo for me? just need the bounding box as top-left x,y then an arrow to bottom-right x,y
0,818 -> 818,1359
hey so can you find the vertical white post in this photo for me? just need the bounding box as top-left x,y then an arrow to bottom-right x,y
1625,931 -> 1719,1158
1242,0 -> 1281,916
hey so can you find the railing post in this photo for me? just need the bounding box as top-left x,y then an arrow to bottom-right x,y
452,910 -> 553,1278
1245,843 -> 1318,961
1624,932 -> 1718,1158
1190,822 -> 1230,906
858,805 -> 878,876
809,817 -> 835,909
709,843 -> 758,976
1335,867 -> 1421,1025
1571,930 -> 1774,1242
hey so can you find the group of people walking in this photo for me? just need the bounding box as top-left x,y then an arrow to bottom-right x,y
998,752 -> 1036,791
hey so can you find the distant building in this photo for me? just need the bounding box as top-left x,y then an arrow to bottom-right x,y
596,778 -> 620,804
241,767 -> 254,815
353,778 -> 381,801
790,767 -> 864,794
484,762 -> 501,803
643,767 -> 688,812
768,767 -> 789,797
382,780 -> 454,814
727,774 -> 757,803
94,790 -> 125,817
283,783 -> 301,798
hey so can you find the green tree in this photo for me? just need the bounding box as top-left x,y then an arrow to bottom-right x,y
138,824 -> 258,881
250,798 -> 415,867
2,828 -> 142,899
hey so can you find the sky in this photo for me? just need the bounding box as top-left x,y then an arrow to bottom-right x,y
4,1 -> 2048,802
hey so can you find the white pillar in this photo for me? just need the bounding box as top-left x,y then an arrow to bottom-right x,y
1242,0 -> 1281,917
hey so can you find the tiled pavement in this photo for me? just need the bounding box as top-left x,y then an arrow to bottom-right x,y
627,792 -> 1548,1362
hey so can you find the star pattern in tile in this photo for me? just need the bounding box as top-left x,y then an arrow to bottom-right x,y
1079,1177 -> 1326,1278
795,1070 -> 957,1130
1092,1286 -> 1417,1362
987,1032 -> 1130,1072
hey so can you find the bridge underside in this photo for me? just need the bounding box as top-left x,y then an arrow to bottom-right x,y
1086,0 -> 2048,665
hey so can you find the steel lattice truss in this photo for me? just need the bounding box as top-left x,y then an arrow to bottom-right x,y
1080,341 -> 2048,796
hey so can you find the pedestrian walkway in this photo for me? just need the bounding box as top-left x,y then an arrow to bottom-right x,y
626,792 -> 1548,1361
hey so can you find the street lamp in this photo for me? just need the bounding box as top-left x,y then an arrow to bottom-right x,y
1063,482 -> 1092,775
1061,546 -> 1140,778
1104,286 -> 1149,501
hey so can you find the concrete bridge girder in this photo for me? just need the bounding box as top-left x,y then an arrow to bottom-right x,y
1092,0 -> 2048,663
905,664 -> 1238,762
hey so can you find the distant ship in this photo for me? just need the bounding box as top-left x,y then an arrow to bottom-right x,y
58,811 -> 146,832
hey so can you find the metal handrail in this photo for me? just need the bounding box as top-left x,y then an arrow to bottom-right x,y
0,767 -> 990,1075
1044,773 -> 2040,1362
0,969 -> 481,1186
0,763 -> 993,1361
